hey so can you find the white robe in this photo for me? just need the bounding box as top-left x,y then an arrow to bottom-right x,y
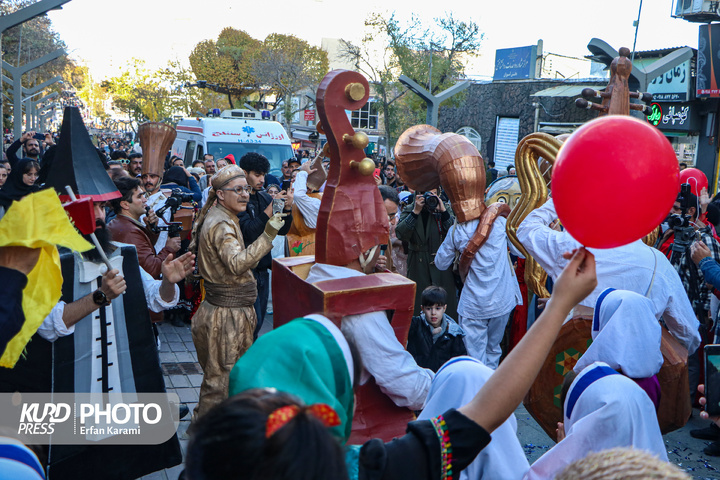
305,263 -> 434,410
517,198 -> 700,354
573,289 -> 663,378
418,356 -> 529,480
523,361 -> 668,480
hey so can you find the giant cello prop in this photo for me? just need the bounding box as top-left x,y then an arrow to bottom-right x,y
272,70 -> 416,444
510,47 -> 690,440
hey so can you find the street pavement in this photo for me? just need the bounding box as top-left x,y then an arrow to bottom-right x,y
140,315 -> 720,480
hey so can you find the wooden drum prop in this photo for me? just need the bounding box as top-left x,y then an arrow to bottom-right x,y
524,318 -> 690,441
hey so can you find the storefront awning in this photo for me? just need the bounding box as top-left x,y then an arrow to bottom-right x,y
531,85 -> 598,98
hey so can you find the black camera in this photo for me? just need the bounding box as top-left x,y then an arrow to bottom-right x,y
155,189 -> 195,220
155,222 -> 184,238
669,183 -> 697,256
423,192 -> 439,211
168,189 -> 194,205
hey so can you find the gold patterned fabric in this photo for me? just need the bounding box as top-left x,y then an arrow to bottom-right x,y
191,203 -> 272,418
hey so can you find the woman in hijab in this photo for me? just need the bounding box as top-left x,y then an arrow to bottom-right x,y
572,288 -> 664,409
0,159 -> 41,218
418,356 -> 530,480
523,361 -> 667,480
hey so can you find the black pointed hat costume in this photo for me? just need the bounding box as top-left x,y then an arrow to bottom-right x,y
46,106 -> 120,202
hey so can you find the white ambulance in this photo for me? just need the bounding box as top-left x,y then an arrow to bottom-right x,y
172,109 -> 294,178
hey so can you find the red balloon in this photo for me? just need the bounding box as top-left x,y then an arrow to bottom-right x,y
552,116 -> 679,248
679,168 -> 708,197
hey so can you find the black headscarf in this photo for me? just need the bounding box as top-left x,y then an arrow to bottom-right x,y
162,166 -> 189,188
0,159 -> 41,210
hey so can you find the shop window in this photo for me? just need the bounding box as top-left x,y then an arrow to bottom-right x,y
351,100 -> 379,130
456,126 -> 483,151
494,117 -> 520,169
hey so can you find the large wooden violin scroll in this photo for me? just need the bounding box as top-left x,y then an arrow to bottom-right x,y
575,47 -> 653,117
315,70 -> 389,266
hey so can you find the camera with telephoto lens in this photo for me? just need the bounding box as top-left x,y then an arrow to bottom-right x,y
669,183 -> 696,255
155,222 -> 184,238
423,192 -> 440,211
166,189 -> 194,207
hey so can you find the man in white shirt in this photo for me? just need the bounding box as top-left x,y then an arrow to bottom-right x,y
292,160 -> 322,228
435,214 -> 522,368
516,198 -> 700,354
305,255 -> 433,410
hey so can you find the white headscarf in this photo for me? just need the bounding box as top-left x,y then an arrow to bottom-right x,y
418,357 -> 529,480
523,361 -> 667,480
0,437 -> 45,479
573,288 -> 663,378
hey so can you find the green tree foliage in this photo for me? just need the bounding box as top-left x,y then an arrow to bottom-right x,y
188,27 -> 261,108
340,12 -> 483,151
251,33 -> 329,128
64,63 -> 109,124
103,59 -> 178,126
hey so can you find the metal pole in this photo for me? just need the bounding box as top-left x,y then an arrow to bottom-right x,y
631,0 -> 643,63
0,0 -> 71,136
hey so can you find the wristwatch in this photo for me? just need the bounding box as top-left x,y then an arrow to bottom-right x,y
93,289 -> 110,307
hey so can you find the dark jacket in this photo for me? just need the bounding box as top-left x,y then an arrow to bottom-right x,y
395,202 -> 457,319
238,190 -> 292,271
407,313 -> 466,372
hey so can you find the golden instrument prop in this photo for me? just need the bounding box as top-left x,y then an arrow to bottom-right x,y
507,132 -> 563,298
394,125 -> 486,223
137,122 -> 177,177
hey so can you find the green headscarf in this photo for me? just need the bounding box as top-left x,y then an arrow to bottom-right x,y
229,317 -> 355,443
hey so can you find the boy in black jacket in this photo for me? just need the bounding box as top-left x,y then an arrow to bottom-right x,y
407,285 -> 467,372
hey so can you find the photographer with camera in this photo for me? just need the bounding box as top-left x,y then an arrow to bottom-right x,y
656,185 -> 720,448
396,188 -> 458,319
108,177 -> 181,279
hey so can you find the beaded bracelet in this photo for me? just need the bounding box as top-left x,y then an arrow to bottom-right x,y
430,415 -> 453,480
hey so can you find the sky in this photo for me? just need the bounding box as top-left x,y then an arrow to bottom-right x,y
46,0 -> 702,81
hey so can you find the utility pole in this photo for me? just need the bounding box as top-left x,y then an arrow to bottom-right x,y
0,0 -> 71,134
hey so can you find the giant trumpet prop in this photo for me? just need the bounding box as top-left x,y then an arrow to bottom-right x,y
506,133 -> 563,298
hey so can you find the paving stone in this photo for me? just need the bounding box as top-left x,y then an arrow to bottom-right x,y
187,374 -> 203,387
175,388 -> 199,403
168,342 -> 186,353
175,352 -> 195,363
139,471 -> 167,480
159,352 -> 177,363
165,463 -> 185,480
164,333 -> 181,343
169,375 -> 190,388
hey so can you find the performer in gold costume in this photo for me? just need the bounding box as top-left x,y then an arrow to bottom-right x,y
189,165 -> 285,418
